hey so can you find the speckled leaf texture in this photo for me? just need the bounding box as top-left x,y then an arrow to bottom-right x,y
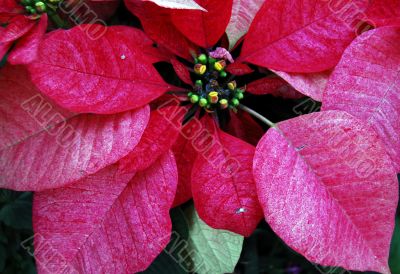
191,119 -> 263,236
184,205 -> 244,274
0,65 -> 150,191
28,25 -> 171,114
33,151 -> 178,274
226,0 -> 264,49
144,0 -> 206,10
366,0 -> 400,27
170,0 -> 233,48
239,0 -> 370,73
273,70 -> 331,101
253,111 -> 398,273
119,106 -> 183,172
323,26 -> 400,172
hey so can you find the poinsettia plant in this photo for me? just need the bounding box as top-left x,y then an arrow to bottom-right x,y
0,0 -> 399,273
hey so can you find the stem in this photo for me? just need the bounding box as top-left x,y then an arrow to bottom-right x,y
48,11 -> 68,29
239,104 -> 276,128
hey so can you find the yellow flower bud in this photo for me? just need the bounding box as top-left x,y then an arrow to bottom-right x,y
214,60 -> 226,71
208,91 -> 219,104
194,64 -> 207,75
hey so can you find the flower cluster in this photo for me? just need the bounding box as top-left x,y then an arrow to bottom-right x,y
0,0 -> 399,273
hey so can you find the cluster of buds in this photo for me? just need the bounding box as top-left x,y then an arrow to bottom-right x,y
188,52 -> 245,113
193,53 -> 227,78
20,0 -> 60,14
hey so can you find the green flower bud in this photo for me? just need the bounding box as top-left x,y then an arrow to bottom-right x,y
219,71 -> 227,78
199,98 -> 208,107
236,92 -> 244,100
198,54 -> 207,64
195,80 -> 203,87
190,94 -> 199,104
35,1 -> 46,12
231,98 -> 239,107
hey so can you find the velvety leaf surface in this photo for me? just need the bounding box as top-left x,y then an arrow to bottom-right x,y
171,119 -> 200,207
33,151 -> 178,274
246,76 -> 304,99
170,0 -> 233,48
239,0 -> 369,72
0,16 -> 34,43
171,58 -> 192,85
144,0 -> 206,10
253,111 -> 398,273
0,65 -> 72,150
184,205 -> 244,274
191,118 -> 263,236
323,26 -> 400,171
224,111 -> 264,146
119,106 -> 183,172
226,62 -> 254,76
8,15 -> 48,65
125,0 -> 196,60
226,0 -> 264,49
0,65 -> 150,191
366,0 -> 400,27
28,25 -> 171,114
273,70 -> 331,101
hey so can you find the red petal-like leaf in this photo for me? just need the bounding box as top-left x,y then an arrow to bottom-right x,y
192,117 -> 263,236
366,0 -> 400,27
144,0 -> 206,10
0,65 -> 150,191
171,118 -> 201,207
246,76 -> 304,99
273,70 -> 331,101
170,0 -> 233,48
225,0 -> 264,49
28,25 -> 171,114
226,62 -> 254,75
33,151 -> 178,274
254,111 -> 398,273
119,105 -> 183,172
323,26 -> 400,171
171,58 -> 192,85
0,15 -> 34,43
125,0 -> 196,60
224,111 -> 264,146
8,14 -> 48,65
239,0 -> 369,72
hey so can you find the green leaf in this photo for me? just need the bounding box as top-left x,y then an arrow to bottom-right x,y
390,217 -> 400,273
183,205 -> 244,274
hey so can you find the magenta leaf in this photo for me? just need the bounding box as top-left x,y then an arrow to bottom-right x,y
191,118 -> 263,236
239,0 -> 369,72
28,25 -> 172,114
171,58 -> 193,85
125,0 -> 197,60
170,0 -> 233,48
273,70 -> 331,101
253,111 -> 398,273
246,76 -> 304,99
119,105 -> 183,172
0,65 -> 150,191
323,26 -> 400,171
33,151 -> 178,273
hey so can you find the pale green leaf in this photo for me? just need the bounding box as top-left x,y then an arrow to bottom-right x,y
184,206 -> 244,274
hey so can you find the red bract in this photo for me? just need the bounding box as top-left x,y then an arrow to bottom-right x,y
0,1 -> 48,64
28,25 -> 173,114
254,111 -> 398,273
239,0 -> 370,72
1,0 -> 399,273
0,65 -> 150,191
323,26 -> 400,171
192,116 -> 263,236
33,151 -> 177,273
